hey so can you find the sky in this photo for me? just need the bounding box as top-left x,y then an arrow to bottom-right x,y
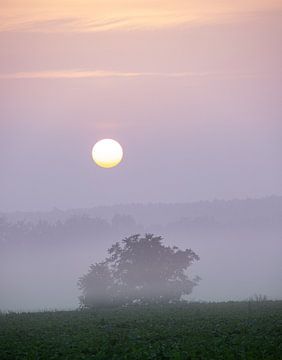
0,0 -> 282,211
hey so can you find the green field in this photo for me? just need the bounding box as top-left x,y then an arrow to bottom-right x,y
0,301 -> 281,360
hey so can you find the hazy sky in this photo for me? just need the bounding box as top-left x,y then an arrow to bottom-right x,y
1,0 -> 281,211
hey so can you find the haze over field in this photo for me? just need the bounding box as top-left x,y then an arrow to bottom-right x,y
0,197 -> 281,311
0,1 -> 281,312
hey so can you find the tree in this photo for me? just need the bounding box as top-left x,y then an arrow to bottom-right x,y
78,262 -> 114,308
78,234 -> 200,308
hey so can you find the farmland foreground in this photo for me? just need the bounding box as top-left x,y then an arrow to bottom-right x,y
0,301 -> 281,360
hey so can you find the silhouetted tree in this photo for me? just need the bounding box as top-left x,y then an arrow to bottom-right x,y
78,262 -> 114,308
78,234 -> 200,308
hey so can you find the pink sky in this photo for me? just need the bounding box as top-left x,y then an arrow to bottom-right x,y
0,0 -> 281,210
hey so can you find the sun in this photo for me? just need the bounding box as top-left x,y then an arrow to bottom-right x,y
92,139 -> 123,168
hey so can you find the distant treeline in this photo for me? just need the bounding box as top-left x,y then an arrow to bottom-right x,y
0,214 -> 142,250
1,196 -> 281,250
2,196 -> 282,225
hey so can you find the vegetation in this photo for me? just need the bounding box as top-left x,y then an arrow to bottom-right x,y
78,234 -> 200,308
0,301 -> 281,359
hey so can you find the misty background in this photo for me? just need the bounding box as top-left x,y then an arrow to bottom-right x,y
0,1 -> 281,311
0,196 -> 281,311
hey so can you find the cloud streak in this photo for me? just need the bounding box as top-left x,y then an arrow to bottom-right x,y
1,0 -> 281,33
0,69 -> 264,80
0,70 -> 143,79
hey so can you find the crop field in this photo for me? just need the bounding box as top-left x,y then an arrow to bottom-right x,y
0,301 -> 281,360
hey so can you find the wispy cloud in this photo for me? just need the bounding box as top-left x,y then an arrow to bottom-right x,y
0,70 -> 143,79
0,69 -> 263,80
1,1 -> 281,33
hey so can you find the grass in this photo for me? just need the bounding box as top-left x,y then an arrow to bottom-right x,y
0,301 -> 281,359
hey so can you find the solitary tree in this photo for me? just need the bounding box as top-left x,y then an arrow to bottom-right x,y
78,234 -> 200,308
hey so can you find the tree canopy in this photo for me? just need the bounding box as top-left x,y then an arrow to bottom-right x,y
78,234 -> 200,308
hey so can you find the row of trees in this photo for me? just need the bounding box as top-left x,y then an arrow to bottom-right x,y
78,234 -> 200,307
0,215 -> 140,247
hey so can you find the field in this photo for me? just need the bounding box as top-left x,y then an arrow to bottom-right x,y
0,301 -> 281,360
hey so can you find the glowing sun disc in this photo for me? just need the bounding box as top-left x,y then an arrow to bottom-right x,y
92,139 -> 123,168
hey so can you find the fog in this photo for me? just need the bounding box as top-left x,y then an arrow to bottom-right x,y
1,2 -> 281,311
0,197 -> 281,311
